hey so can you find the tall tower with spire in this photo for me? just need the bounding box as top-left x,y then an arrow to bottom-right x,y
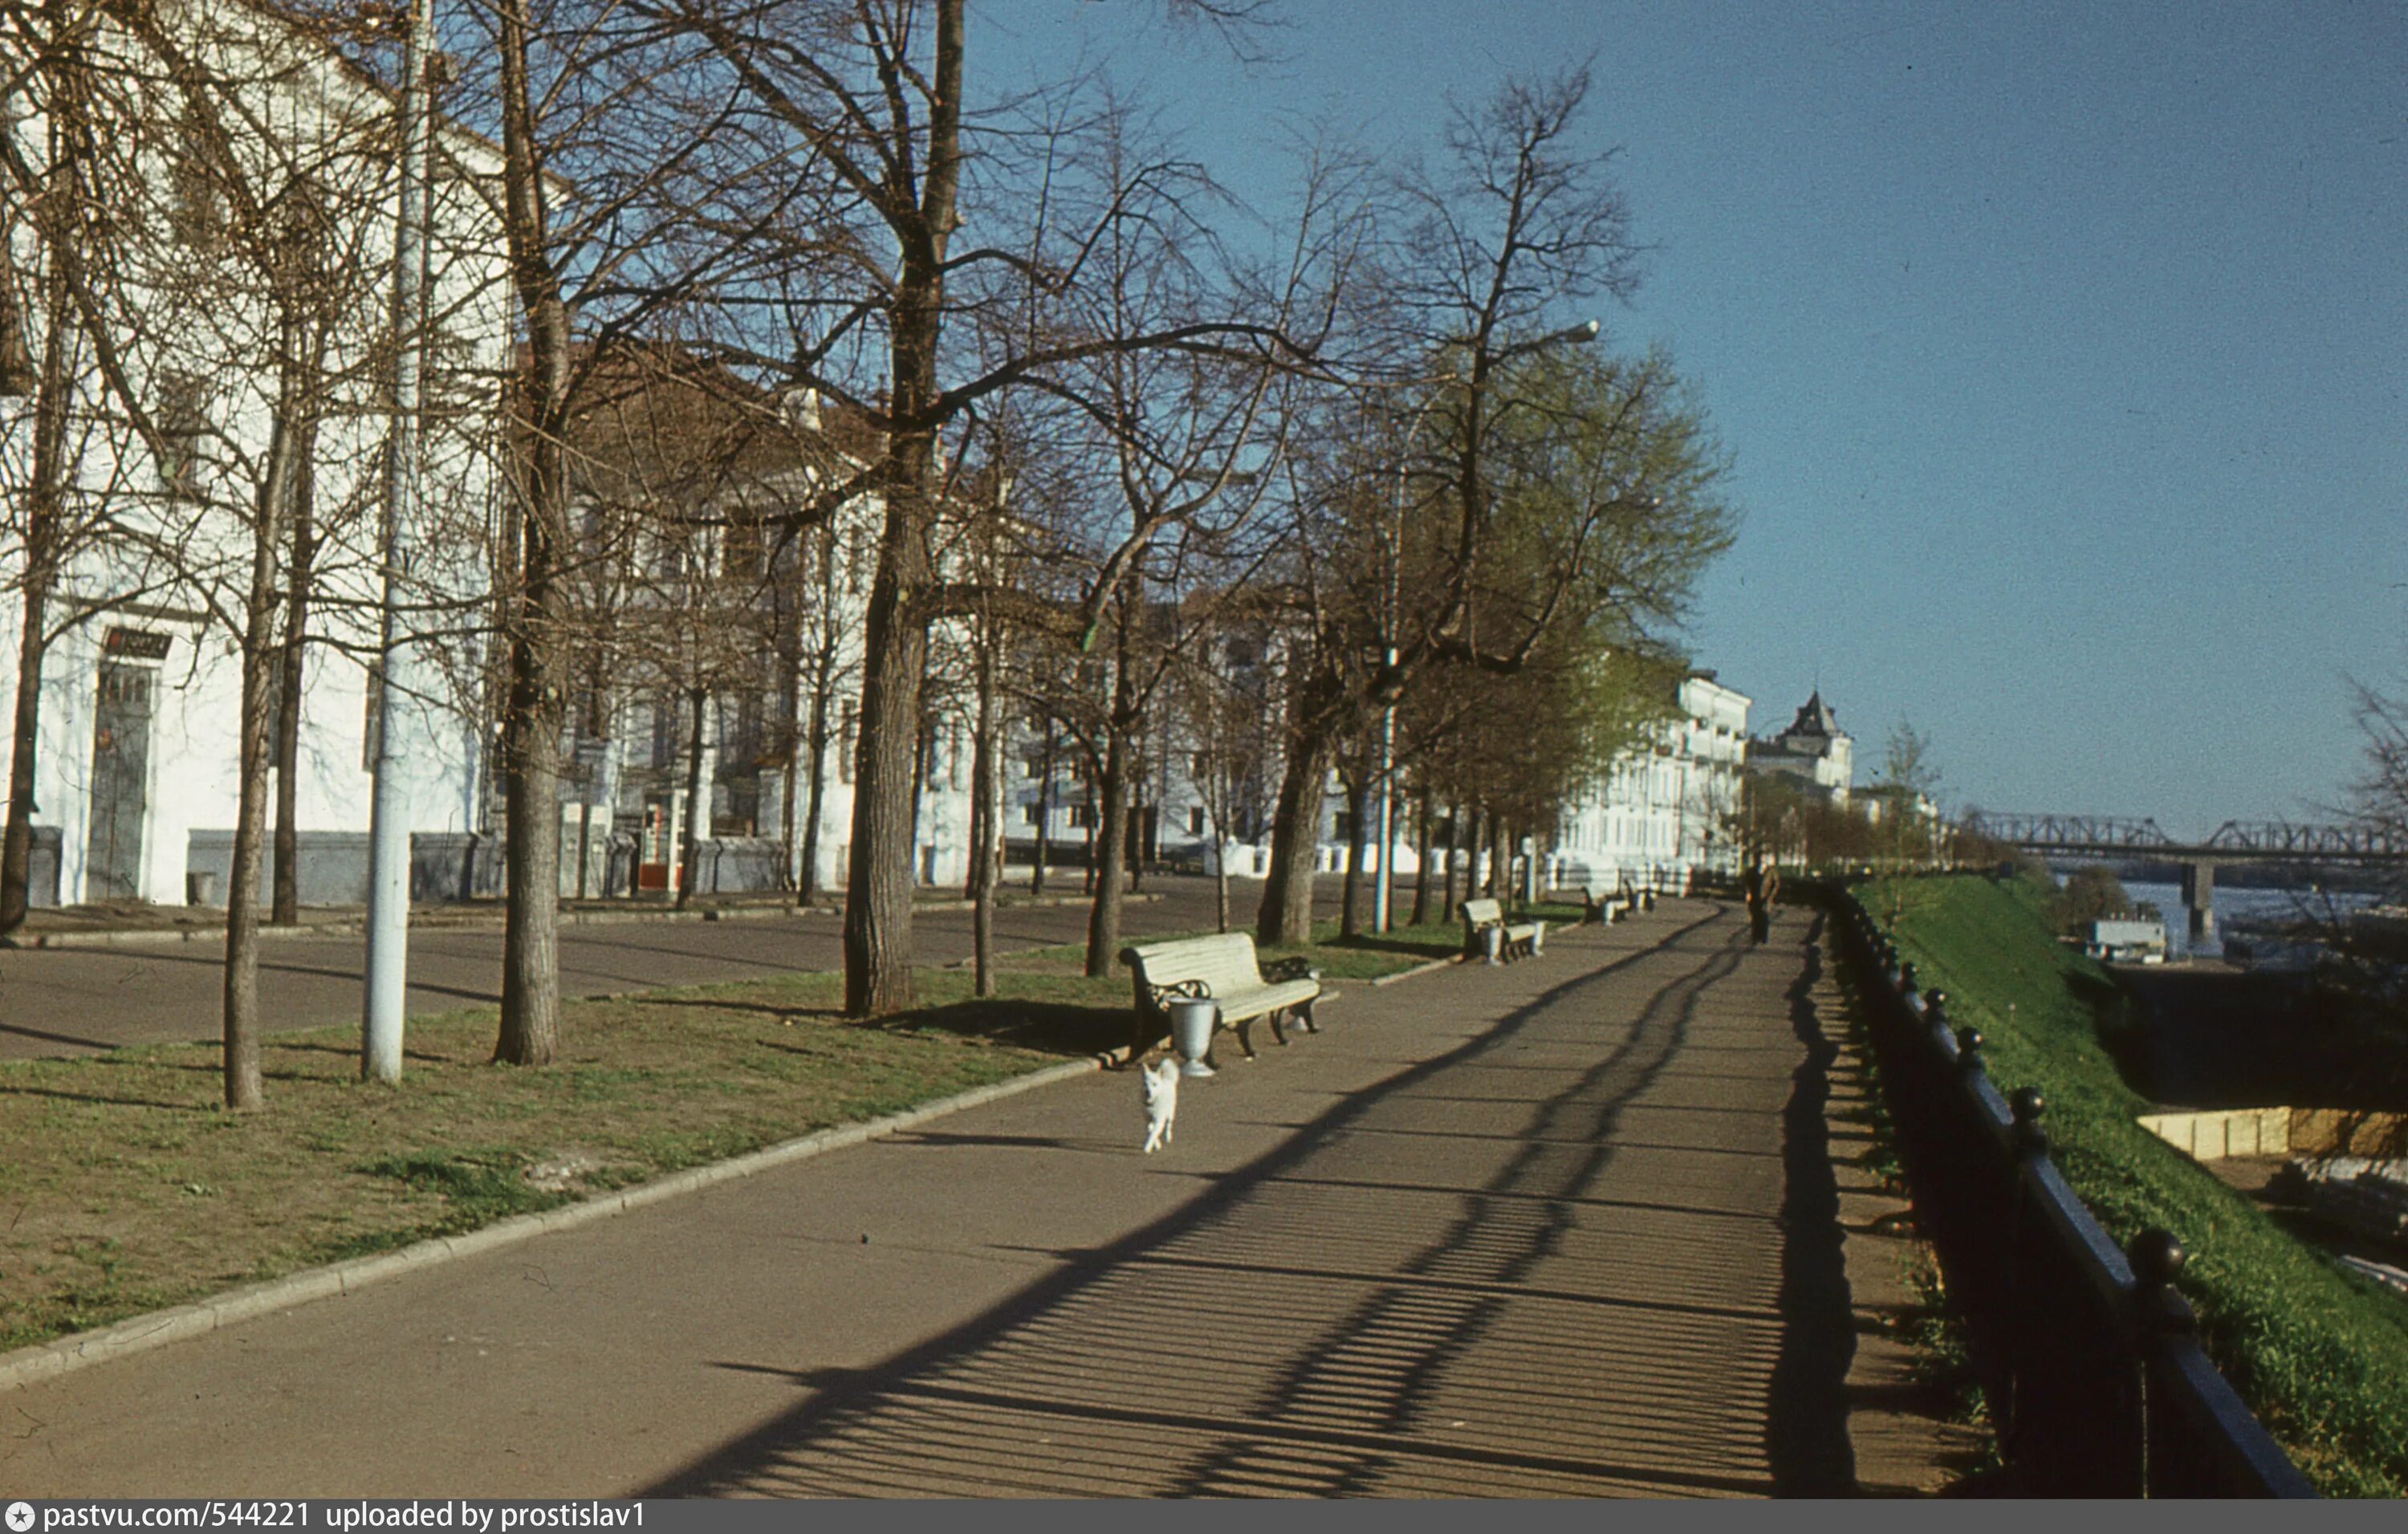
1747,690 -> 1855,803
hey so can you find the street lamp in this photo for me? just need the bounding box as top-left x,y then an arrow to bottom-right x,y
1371,319 -> 1599,934
363,0 -> 439,1084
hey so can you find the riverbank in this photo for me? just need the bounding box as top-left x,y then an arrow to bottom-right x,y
1866,871 -> 2408,1496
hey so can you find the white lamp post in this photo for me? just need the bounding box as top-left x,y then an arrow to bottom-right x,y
363,0 -> 438,1083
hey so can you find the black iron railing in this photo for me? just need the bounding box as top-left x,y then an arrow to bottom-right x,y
1829,891 -> 2316,1498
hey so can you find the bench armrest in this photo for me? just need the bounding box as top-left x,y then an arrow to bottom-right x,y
1139,975 -> 1214,1015
1261,956 -> 1322,985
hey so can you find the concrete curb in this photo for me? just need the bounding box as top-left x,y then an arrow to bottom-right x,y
10,891 -> 1143,950
0,1057 -> 1100,1397
1373,956 -> 1462,987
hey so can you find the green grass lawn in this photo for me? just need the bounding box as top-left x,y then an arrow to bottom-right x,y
0,924 -> 1446,1357
1864,872 -> 2408,1496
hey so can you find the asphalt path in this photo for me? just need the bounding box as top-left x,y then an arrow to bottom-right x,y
0,905 -> 1933,1496
0,877 -> 1332,1060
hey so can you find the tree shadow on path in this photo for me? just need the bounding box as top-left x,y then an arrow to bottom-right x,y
640,906 -> 1861,1498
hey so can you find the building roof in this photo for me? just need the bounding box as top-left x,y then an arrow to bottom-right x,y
1785,690 -> 1843,741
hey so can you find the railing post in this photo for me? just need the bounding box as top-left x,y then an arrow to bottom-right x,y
2128,1229 -> 2194,1498
2009,1087 -> 2047,1156
2003,1086 -> 2045,1471
1954,1025 -> 1983,1074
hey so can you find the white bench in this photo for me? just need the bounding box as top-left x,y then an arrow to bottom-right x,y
1121,932 -> 1323,1060
1460,897 -> 1542,962
1580,881 -> 1637,925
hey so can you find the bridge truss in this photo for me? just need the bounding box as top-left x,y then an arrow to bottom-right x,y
1959,812 -> 2408,864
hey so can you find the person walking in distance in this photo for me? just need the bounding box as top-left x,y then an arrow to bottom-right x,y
1745,852 -> 1778,945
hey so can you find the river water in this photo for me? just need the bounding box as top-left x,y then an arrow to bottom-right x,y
2121,880 -> 2382,960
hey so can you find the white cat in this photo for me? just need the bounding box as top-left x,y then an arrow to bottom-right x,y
1141,1056 -> 1181,1153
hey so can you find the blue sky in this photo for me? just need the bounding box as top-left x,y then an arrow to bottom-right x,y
986,2 -> 2406,833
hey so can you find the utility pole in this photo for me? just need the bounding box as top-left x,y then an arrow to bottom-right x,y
364,0 -> 436,1083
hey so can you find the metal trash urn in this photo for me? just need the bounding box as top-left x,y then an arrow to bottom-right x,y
1169,997 -> 1220,1077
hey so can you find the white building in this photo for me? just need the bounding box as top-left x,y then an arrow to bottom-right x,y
0,0 -> 513,907
1747,690 -> 1855,805
1554,670 -> 1752,893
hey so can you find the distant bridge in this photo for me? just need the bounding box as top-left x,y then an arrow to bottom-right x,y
1954,811 -> 2406,945
1958,812 -> 2408,865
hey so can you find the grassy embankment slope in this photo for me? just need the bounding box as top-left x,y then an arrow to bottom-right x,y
1866,872 -> 2408,1497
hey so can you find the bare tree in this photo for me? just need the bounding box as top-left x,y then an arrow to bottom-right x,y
0,0 -> 455,1107
1250,66 -> 1670,941
1167,610 -> 1275,933
0,0 -> 221,936
648,0 -> 1335,1015
441,0 -> 813,1061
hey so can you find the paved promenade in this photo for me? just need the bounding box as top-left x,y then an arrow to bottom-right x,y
0,901 -> 1963,1497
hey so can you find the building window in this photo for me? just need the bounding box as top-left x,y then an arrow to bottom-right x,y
648,697 -> 681,769
169,108 -> 225,250
157,372 -> 207,501
1188,807 -> 1206,836
1022,803 -> 1040,826
723,517 -> 763,581
844,526 -> 873,596
0,258 -> 29,396
1070,802 -> 1095,829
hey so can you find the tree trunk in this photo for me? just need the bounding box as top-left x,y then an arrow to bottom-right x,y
270,425 -> 316,926
961,773 -> 980,902
1255,718 -> 1335,946
836,0 -> 963,1019
840,537 -> 928,1015
1339,767 -> 1369,940
676,686 -> 706,909
970,632 -> 999,998
224,382 -> 304,1110
1435,800 -> 1454,920
0,234 -> 70,937
1454,809 -> 1474,905
796,658 -> 832,906
1031,734 -> 1053,896
1213,805 -> 1230,934
494,0 -> 566,1065
777,716 -> 799,895
1079,759 -> 1097,896
1085,722 -> 1133,978
1409,793 -> 1434,928
0,573 -> 50,936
